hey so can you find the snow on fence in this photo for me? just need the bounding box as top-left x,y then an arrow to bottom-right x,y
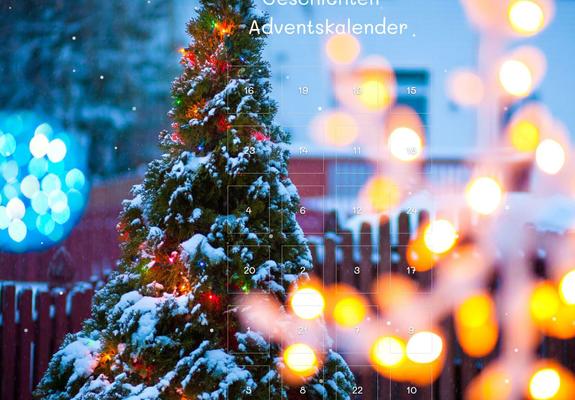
1,211 -> 573,399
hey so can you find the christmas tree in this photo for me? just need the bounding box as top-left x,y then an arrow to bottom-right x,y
35,0 -> 354,398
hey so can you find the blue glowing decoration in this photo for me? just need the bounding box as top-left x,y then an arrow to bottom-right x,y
0,112 -> 89,252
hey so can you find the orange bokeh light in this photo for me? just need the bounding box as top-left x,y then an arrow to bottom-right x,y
403,329 -> 446,385
466,363 -> 513,400
332,296 -> 367,328
282,343 -> 319,380
334,56 -> 396,113
559,269 -> 575,305
509,120 -> 540,152
527,361 -> 575,400
289,286 -> 325,320
369,335 -> 407,381
536,139 -> 566,175
506,103 -> 551,153
360,175 -> 401,214
530,281 -> 575,339
465,176 -> 503,216
447,69 -> 484,107
406,235 -> 438,272
325,285 -> 370,329
385,106 -> 424,151
456,293 -> 495,329
309,110 -> 360,148
375,273 -> 419,311
455,293 -> 499,357
388,127 -> 423,162
325,34 -> 361,65
423,219 -> 458,255
499,46 -> 546,98
370,328 -> 446,385
508,0 -> 551,36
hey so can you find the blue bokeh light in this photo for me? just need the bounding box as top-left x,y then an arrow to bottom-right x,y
0,112 -> 89,252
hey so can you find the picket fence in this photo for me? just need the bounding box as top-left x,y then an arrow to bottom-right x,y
1,211 -> 573,399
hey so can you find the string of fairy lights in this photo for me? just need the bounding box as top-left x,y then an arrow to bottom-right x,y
236,1 -> 575,399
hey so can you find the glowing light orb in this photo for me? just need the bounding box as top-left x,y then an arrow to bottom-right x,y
36,214 -> 55,235
455,293 -> 499,357
371,336 -> 405,367
48,190 -> 68,213
29,134 -> 50,158
535,139 -> 565,175
325,34 -> 360,65
447,69 -> 484,107
529,368 -> 561,400
47,138 -> 67,163
361,175 -> 401,213
530,282 -> 560,322
2,160 -> 18,183
28,157 -> 48,178
333,57 -> 396,113
6,197 -> 25,220
388,127 -> 423,161
509,0 -> 545,35
559,270 -> 575,305
21,175 -> 40,199
0,112 -> 89,252
406,236 -> 437,272
359,78 -> 390,111
0,133 -> 17,157
35,122 -> 53,137
324,112 -> 358,147
333,296 -> 367,328
8,219 -> 27,243
31,192 -> 49,215
510,120 -> 540,152
465,177 -> 503,215
52,206 -> 71,225
423,220 -> 458,254
499,59 -> 533,97
406,331 -> 443,364
456,293 -> 494,329
42,173 -> 62,193
283,343 -> 318,377
65,168 -> 86,190
290,287 -> 325,320
466,364 -> 513,400
3,184 -> 18,200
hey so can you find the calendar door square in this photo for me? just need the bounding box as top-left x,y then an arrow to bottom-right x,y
226,365 -> 271,399
227,305 -> 271,356
226,126 -> 271,175
226,185 -> 271,235
227,244 -> 271,294
226,65 -> 272,115
280,66 -> 328,116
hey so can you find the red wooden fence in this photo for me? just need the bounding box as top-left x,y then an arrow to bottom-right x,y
0,285 -> 94,400
1,211 -> 573,399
